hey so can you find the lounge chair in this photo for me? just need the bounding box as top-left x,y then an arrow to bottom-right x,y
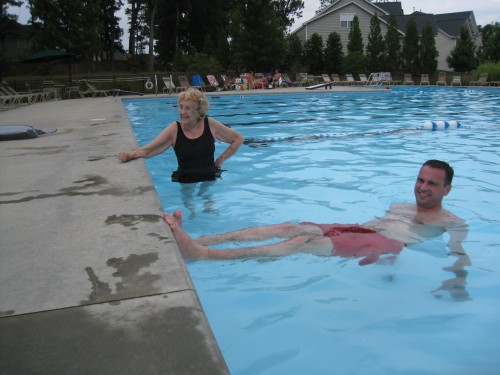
162,75 -> 179,94
330,74 -> 342,85
177,76 -> 191,91
342,74 -> 355,85
297,73 -> 313,86
1,81 -> 39,103
403,74 -> 414,85
220,74 -> 237,90
80,80 -> 110,97
252,73 -> 266,89
470,73 -> 489,86
380,72 -> 400,85
321,74 -> 332,84
191,75 -> 206,91
355,74 -> 369,85
281,73 -> 299,87
206,75 -> 223,91
436,72 -> 447,86
420,74 -> 430,85
450,75 -> 461,86
0,86 -> 20,106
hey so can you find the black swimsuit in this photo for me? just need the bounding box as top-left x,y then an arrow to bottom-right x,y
172,117 -> 219,183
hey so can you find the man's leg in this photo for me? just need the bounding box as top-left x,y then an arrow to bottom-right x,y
194,219 -> 324,246
163,211 -> 332,259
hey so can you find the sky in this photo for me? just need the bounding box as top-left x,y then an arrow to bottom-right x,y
9,0 -> 500,46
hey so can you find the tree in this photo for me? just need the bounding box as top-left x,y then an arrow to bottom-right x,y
230,0 -> 285,71
100,0 -> 124,66
384,14 -> 400,72
0,0 -> 23,78
272,0 -> 304,31
302,32 -> 323,74
366,14 -> 385,72
447,25 -> 478,72
401,18 -> 420,73
323,31 -> 343,73
285,32 -> 303,74
29,0 -> 102,59
420,21 -> 438,74
344,16 -> 365,73
318,0 -> 334,12
347,15 -> 363,54
480,24 -> 500,63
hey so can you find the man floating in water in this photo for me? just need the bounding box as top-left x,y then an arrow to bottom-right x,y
164,160 -> 469,266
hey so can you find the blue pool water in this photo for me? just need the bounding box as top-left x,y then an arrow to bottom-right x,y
123,87 -> 500,374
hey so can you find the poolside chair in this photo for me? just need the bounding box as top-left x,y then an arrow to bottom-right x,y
80,80 -> 110,97
191,75 -> 206,91
162,75 -> 178,94
342,74 -> 355,85
0,85 -> 20,106
281,73 -> 299,87
1,81 -> 39,103
450,75 -> 461,86
420,74 -> 430,85
321,74 -> 332,83
436,72 -> 447,86
403,74 -> 414,85
177,75 -> 191,91
297,73 -> 314,87
470,73 -> 489,86
380,72 -> 400,85
206,75 -> 223,91
330,74 -> 342,85
252,73 -> 266,89
220,74 -> 237,90
354,74 -> 369,85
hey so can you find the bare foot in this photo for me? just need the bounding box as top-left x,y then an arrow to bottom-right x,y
163,211 -> 208,259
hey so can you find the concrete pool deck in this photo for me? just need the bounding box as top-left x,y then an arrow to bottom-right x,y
0,86 -> 386,373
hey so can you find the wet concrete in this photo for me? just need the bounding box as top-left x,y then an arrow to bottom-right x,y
0,95 -> 228,374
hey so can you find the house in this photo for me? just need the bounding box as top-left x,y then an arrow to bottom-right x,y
292,0 -> 481,71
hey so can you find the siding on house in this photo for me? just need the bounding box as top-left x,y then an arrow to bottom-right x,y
292,0 -> 481,71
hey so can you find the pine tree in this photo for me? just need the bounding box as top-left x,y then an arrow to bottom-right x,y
303,33 -> 324,74
401,18 -> 420,73
384,14 -> 401,72
420,22 -> 438,74
366,14 -> 385,72
324,32 -> 344,73
344,16 -> 365,73
447,25 -> 479,71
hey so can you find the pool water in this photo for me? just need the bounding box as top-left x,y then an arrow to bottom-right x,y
123,87 -> 500,374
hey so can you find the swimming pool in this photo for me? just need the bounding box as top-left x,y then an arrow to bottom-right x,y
124,87 -> 500,374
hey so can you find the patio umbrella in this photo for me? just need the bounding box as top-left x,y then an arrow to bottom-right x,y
22,48 -> 77,83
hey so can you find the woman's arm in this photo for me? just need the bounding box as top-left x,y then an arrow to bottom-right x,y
208,118 -> 244,168
118,122 -> 177,162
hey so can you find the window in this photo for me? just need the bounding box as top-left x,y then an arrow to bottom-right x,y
340,13 -> 355,28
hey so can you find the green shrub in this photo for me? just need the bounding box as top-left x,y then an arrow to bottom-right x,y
474,62 -> 500,81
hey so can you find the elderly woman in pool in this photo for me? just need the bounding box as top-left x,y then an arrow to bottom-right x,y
118,88 -> 243,183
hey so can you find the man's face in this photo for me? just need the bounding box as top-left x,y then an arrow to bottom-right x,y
414,165 -> 451,209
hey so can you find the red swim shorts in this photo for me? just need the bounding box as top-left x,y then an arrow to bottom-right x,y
304,223 -> 405,266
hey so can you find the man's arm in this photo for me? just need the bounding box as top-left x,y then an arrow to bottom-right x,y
433,219 -> 471,301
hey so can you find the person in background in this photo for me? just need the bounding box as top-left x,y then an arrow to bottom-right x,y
272,69 -> 282,88
118,88 -> 243,183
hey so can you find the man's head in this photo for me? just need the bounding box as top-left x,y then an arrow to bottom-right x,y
414,160 -> 454,209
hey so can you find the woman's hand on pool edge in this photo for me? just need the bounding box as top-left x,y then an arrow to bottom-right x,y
118,151 -> 135,162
